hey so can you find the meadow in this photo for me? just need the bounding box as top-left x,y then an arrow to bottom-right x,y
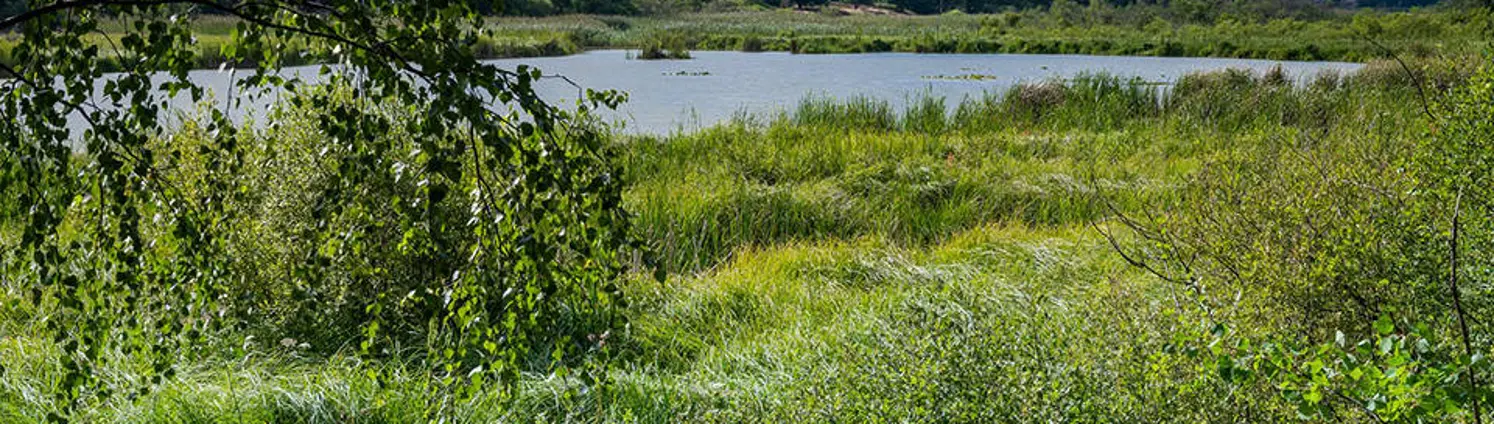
7,48 -> 1490,421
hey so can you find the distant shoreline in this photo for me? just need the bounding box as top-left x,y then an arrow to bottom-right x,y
3,9 -> 1481,72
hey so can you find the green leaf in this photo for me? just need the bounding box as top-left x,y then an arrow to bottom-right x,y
1304,388 -> 1323,404
1374,315 -> 1394,336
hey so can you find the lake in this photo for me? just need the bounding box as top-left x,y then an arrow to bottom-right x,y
67,50 -> 1364,137
492,50 -> 1363,134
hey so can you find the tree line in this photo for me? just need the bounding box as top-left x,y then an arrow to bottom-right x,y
502,0 -> 1449,16
0,0 -> 1458,20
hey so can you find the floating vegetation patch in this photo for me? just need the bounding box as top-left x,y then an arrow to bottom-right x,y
634,45 -> 692,60
632,33 -> 694,60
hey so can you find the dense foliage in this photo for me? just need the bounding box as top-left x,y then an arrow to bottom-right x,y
1103,56 -> 1494,420
0,0 -> 638,421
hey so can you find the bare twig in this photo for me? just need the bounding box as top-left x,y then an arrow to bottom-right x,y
1449,187 -> 1483,424
1331,389 -> 1389,424
539,74 -> 588,100
1355,31 -> 1436,122
1086,173 -> 1203,295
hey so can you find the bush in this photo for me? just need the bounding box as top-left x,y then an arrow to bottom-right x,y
1125,58 -> 1494,422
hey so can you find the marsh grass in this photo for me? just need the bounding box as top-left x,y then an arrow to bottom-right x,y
632,32 -> 695,59
901,93 -> 948,134
0,21 -> 580,71
0,65 -> 1438,422
9,9 -> 1480,71
618,68 -> 1426,274
792,95 -> 897,131
483,9 -> 1488,61
3,225 -> 1262,422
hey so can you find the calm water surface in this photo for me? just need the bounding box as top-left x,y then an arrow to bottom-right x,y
70,51 -> 1363,137
491,50 -> 1362,133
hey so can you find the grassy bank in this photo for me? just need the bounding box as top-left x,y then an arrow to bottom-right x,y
0,33 -> 579,73
489,8 -> 1490,61
5,58 -> 1465,421
1,8 -> 1483,71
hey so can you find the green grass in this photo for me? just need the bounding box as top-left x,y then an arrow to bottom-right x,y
3,7 -> 1480,71
485,9 -> 1490,61
0,61 -> 1453,421
0,226 -> 1246,422
609,225 -> 1230,421
0,27 -> 580,71
619,68 -> 1430,273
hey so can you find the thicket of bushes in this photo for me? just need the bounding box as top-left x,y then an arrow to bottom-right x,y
1094,57 -> 1494,420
